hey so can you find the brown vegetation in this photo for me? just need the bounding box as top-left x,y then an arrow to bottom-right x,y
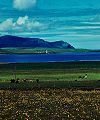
0,89 -> 100,120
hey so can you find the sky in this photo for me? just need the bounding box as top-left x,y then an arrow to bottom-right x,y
0,0 -> 100,49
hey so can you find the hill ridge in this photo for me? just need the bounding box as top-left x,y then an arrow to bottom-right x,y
0,35 -> 75,49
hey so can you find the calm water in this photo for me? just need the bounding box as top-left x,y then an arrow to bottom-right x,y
0,52 -> 100,63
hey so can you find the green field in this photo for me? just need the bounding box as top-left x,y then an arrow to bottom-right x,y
0,61 -> 100,81
0,69 -> 100,82
0,62 -> 100,89
0,47 -> 92,54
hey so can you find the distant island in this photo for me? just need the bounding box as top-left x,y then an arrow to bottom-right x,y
0,35 -> 74,49
0,35 -> 98,54
0,35 -> 75,54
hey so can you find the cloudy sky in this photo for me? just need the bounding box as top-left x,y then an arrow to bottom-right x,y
0,0 -> 100,49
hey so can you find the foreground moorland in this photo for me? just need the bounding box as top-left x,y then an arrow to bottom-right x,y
0,89 -> 100,120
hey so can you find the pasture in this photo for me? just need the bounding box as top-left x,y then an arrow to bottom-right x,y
1,69 -> 100,82
0,62 -> 100,89
0,48 -> 92,54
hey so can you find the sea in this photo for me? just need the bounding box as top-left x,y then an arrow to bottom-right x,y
0,52 -> 100,63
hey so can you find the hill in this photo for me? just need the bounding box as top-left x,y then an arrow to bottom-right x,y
0,35 -> 74,49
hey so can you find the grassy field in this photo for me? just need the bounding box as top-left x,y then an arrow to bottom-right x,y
0,89 -> 100,120
0,62 -> 100,88
1,61 -> 100,70
0,69 -> 100,82
0,47 -> 92,54
0,62 -> 100,82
